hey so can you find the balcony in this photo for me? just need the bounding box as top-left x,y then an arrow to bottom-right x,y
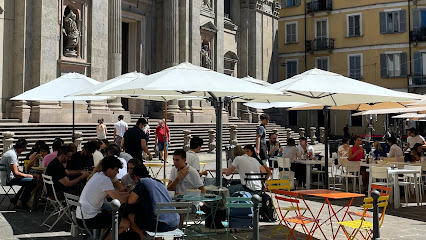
306,38 -> 335,52
411,27 -> 426,42
307,0 -> 332,14
409,76 -> 426,87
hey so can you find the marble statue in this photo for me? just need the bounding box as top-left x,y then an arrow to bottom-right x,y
201,43 -> 212,69
63,11 -> 80,57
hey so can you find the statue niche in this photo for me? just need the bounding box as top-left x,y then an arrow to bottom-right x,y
62,9 -> 80,57
200,41 -> 212,69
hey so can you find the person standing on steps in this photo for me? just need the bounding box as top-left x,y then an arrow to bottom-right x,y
114,115 -> 128,146
256,114 -> 270,167
155,119 -> 170,162
96,118 -> 107,140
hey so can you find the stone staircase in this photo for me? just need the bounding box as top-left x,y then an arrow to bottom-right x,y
0,116 -> 302,161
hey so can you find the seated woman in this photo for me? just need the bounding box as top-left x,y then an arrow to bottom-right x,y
27,144 -> 50,170
244,144 -> 272,180
373,141 -> 387,160
337,138 -> 349,159
128,164 -> 179,239
121,158 -> 142,189
387,136 -> 403,158
281,138 -> 300,161
410,143 -> 424,162
225,146 -> 267,195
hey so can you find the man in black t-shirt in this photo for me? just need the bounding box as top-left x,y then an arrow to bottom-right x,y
66,141 -> 97,178
256,114 -> 269,165
46,146 -> 89,199
121,118 -> 152,161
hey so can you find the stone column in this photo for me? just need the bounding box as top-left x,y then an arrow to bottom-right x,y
229,125 -> 238,146
107,0 -> 126,114
74,132 -> 83,151
183,130 -> 191,151
208,129 -> 216,153
285,128 -> 292,140
299,128 -> 305,138
163,0 -> 182,121
310,127 -> 317,145
2,132 -> 15,152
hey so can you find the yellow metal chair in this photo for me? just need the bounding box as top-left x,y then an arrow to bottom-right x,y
266,179 -> 307,237
338,195 -> 389,240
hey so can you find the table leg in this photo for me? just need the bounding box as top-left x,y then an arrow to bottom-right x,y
306,164 -> 311,190
414,173 -> 420,207
368,173 -> 372,197
394,173 -> 400,209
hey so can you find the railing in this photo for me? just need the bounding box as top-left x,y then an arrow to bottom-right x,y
306,38 -> 335,52
307,0 -> 332,14
411,27 -> 426,42
409,76 -> 426,86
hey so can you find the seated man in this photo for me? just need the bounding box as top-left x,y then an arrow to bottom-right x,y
105,144 -> 127,180
186,136 -> 207,176
45,146 -> 89,199
0,139 -> 37,209
128,164 -> 179,239
77,156 -> 130,240
297,137 -> 315,159
267,133 -> 283,168
167,149 -> 205,194
66,141 -> 97,178
225,146 -> 266,194
121,158 -> 142,189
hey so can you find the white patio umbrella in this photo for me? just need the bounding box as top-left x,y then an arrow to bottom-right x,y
352,106 -> 426,116
11,72 -> 111,141
240,76 -> 272,87
243,101 -> 306,109
269,68 -> 421,189
392,113 -> 426,119
72,62 -> 283,187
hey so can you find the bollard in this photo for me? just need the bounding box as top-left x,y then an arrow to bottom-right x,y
74,132 -> 83,151
111,199 -> 121,240
183,130 -> 191,151
298,128 -> 305,138
252,194 -> 262,240
229,125 -> 238,146
372,190 -> 381,240
2,132 -> 15,153
208,129 -> 216,153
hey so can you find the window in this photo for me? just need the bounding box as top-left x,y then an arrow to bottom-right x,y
224,0 -> 231,19
288,110 -> 298,126
286,60 -> 298,78
412,9 -> 426,41
413,51 -> 426,76
350,110 -> 363,127
286,22 -> 297,43
315,18 -> 328,49
347,14 -> 361,37
282,0 -> 301,8
379,10 -> 406,34
316,57 -> 329,71
380,53 -> 407,78
348,54 -> 362,79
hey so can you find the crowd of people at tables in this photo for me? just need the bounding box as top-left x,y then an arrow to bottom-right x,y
0,113 -> 425,239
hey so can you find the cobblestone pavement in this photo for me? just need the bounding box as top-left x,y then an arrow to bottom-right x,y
1,151 -> 426,239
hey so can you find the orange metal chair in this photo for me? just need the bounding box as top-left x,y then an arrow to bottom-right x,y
274,190 -> 319,240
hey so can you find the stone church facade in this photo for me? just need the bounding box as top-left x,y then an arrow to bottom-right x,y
0,0 -> 279,123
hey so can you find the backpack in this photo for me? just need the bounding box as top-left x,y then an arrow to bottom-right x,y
229,191 -> 254,229
259,192 -> 277,222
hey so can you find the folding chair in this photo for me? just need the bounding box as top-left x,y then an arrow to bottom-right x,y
338,195 -> 389,240
63,193 -> 94,240
40,174 -> 71,230
145,202 -> 192,239
222,196 -> 256,239
349,185 -> 391,218
266,179 -> 307,237
0,163 -> 17,210
274,189 -> 319,240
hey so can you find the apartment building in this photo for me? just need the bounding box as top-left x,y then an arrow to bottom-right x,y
277,0 -> 426,136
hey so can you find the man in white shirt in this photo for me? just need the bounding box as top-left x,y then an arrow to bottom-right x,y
388,136 -> 404,158
168,149 -> 205,194
105,144 -> 127,180
186,136 -> 208,176
404,128 -> 425,152
114,115 -> 128,146
77,156 -> 129,239
297,137 -> 315,159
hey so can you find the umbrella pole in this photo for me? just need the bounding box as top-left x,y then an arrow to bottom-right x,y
215,99 -> 223,187
323,106 -> 330,189
164,101 -> 167,181
72,101 -> 75,143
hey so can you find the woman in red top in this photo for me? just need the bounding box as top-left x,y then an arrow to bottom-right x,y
348,136 -> 364,161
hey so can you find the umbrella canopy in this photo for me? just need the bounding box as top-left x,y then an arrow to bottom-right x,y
289,103 -> 373,111
11,72 -> 111,102
240,76 -> 272,87
392,113 -> 426,119
244,102 -> 306,109
352,106 -> 426,116
88,62 -> 283,98
268,68 -> 420,105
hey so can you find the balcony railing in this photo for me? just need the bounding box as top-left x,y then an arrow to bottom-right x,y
409,76 -> 426,87
412,27 -> 426,42
307,0 -> 332,14
306,38 -> 335,52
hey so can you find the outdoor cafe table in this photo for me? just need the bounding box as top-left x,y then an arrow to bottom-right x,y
291,159 -> 323,190
144,162 -> 164,179
366,167 -> 422,209
293,189 -> 365,240
206,169 -> 238,186
174,193 -> 222,237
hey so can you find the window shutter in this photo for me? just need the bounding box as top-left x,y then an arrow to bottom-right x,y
349,56 -> 355,76
414,52 -> 423,76
296,0 -> 301,6
400,53 -> 407,77
282,0 -> 287,8
413,9 -> 421,30
399,10 -> 406,33
379,12 -> 386,34
380,54 -> 388,78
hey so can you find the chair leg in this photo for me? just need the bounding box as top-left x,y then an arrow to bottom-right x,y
346,177 -> 349,192
404,185 -> 409,206
353,178 -> 356,193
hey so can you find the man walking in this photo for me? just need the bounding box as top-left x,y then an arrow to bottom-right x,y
122,118 -> 152,161
256,114 -> 269,166
114,115 -> 128,146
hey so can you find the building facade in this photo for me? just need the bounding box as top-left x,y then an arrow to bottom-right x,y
0,0 -> 279,123
277,0 -> 426,136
